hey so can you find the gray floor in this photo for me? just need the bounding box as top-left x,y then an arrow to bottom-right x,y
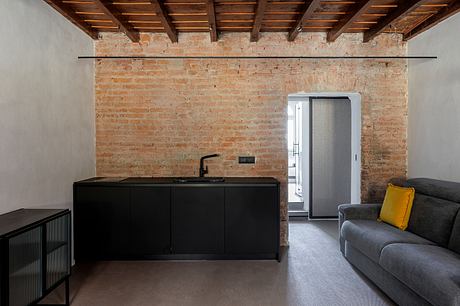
42,221 -> 394,306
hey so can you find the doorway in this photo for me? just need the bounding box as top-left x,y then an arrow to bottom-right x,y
287,93 -> 361,219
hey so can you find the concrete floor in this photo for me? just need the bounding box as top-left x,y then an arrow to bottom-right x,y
42,221 -> 394,306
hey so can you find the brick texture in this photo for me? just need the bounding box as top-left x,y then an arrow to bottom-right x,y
95,32 -> 408,246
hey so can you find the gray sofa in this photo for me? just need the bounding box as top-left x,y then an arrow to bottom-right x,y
339,178 -> 460,306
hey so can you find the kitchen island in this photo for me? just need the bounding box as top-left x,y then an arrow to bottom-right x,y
73,177 -> 280,261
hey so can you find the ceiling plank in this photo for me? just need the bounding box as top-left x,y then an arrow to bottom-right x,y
403,0 -> 460,40
363,0 -> 431,42
327,0 -> 374,42
250,0 -> 269,42
93,0 -> 140,42
44,0 -> 98,39
288,0 -> 322,41
207,0 -> 218,42
147,0 -> 178,42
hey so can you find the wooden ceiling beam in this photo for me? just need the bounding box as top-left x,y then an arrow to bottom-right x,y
93,0 -> 140,42
404,0 -> 460,40
288,0 -> 322,41
250,0 -> 269,42
327,0 -> 374,42
206,0 -> 218,42
147,0 -> 178,42
363,0 -> 430,42
44,0 -> 99,39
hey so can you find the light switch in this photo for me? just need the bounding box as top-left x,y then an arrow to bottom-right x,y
238,156 -> 256,164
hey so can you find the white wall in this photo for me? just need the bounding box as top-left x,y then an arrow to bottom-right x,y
408,14 -> 460,182
0,0 -> 95,214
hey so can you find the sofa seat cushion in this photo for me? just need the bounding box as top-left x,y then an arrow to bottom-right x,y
341,220 -> 434,263
380,243 -> 460,306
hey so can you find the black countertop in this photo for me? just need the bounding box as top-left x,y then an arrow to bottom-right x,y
75,177 -> 279,186
0,209 -> 68,237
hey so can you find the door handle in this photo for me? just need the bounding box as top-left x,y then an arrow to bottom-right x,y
293,143 -> 299,156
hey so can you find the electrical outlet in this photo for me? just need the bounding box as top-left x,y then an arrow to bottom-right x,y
238,156 -> 256,164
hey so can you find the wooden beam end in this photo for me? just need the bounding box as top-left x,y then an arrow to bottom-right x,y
287,0 -> 321,42
206,0 -> 218,42
209,27 -> 218,42
402,33 -> 411,41
148,0 -> 178,43
250,0 -> 268,44
90,31 -> 100,40
287,28 -> 299,42
326,32 -> 336,43
250,33 -> 259,42
363,32 -> 372,43
128,31 -> 141,43
169,33 -> 179,43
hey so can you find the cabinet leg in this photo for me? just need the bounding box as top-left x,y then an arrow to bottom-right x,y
65,277 -> 70,306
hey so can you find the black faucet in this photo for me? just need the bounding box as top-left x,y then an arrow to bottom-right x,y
199,154 -> 220,177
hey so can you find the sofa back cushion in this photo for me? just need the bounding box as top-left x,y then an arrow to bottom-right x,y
448,212 -> 460,254
406,178 -> 460,203
404,178 -> 460,247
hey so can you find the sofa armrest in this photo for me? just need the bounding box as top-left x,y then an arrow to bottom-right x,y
338,203 -> 382,221
338,203 -> 382,254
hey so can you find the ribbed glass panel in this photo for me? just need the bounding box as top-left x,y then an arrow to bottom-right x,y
9,227 -> 42,306
311,98 -> 351,217
46,214 -> 70,289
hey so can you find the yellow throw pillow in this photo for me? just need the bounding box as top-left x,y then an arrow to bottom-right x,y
378,183 -> 415,230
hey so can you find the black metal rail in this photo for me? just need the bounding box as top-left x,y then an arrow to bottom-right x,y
78,55 -> 436,60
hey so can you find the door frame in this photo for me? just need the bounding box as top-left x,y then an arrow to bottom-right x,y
287,92 -> 361,215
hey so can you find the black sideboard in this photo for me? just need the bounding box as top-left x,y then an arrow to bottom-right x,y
0,209 -> 71,306
73,177 -> 280,261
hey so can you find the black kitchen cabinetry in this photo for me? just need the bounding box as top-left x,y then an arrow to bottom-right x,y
225,186 -> 279,255
0,209 -> 71,306
172,187 -> 225,254
74,186 -> 130,260
74,177 -> 280,261
130,187 -> 171,255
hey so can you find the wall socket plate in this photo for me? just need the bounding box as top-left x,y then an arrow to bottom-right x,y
238,156 -> 256,164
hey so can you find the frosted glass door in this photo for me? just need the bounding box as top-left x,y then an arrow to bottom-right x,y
46,214 -> 70,289
310,98 -> 351,218
9,227 -> 42,306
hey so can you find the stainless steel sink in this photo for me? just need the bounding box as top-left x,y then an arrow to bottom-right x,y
173,177 -> 225,183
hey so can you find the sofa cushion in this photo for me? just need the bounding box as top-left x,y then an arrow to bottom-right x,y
405,178 -> 460,203
379,183 -> 415,230
407,193 -> 460,247
380,243 -> 460,306
449,211 -> 460,254
341,219 -> 434,263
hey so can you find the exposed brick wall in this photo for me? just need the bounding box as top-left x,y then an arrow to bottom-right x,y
95,32 -> 408,245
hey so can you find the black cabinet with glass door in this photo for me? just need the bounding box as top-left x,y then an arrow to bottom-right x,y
0,209 -> 71,306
